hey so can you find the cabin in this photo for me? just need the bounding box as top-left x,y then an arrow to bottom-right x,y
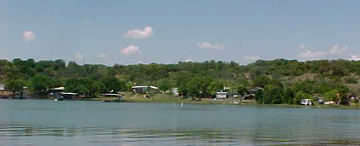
132,86 -> 147,94
132,86 -> 159,94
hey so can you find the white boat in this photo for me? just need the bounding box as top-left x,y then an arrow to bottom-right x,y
301,99 -> 313,106
324,101 -> 335,105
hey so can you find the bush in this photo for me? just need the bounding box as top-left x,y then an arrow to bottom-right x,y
5,79 -> 25,92
324,89 -> 338,101
263,85 -> 284,104
344,77 -> 358,84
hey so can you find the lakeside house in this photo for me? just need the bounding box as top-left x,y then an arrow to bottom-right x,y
0,83 -> 13,98
49,87 -> 65,96
215,87 -> 232,99
49,87 -> 64,99
61,92 -> 78,99
213,86 -> 264,100
49,87 -> 78,100
132,86 -> 159,94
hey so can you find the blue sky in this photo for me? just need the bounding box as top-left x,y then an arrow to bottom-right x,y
1,0 -> 360,65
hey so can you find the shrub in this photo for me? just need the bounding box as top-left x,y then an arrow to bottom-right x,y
344,77 -> 358,84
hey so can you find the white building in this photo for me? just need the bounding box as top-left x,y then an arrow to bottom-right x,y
216,92 -> 228,99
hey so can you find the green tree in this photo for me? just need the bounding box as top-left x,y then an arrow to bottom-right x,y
335,84 -> 349,96
29,75 -> 53,96
324,89 -> 339,101
5,79 -> 26,93
101,77 -> 126,92
293,80 -> 315,94
283,88 -> 295,104
65,78 -> 94,96
263,85 -> 284,104
90,81 -> 106,96
236,85 -> 248,96
255,89 -> 264,104
253,76 -> 272,87
208,80 -> 224,95
157,79 -> 174,92
186,76 -> 213,98
344,77 -> 358,84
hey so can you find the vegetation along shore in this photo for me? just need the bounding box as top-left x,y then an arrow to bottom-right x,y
1,58 -> 360,107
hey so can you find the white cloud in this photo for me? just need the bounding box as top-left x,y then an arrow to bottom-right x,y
124,26 -> 153,39
243,56 -> 261,62
350,55 -> 360,61
197,41 -> 224,49
297,44 -> 349,60
23,31 -> 35,41
121,45 -> 140,55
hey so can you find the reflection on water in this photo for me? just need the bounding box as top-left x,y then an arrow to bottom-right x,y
1,100 -> 360,146
1,124 -> 360,146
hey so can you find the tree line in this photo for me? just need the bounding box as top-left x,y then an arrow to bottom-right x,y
1,58 -> 359,104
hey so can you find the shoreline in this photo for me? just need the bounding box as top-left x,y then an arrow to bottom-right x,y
3,95 -> 360,110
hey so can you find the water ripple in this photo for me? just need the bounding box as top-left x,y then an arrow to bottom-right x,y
0,124 -> 359,146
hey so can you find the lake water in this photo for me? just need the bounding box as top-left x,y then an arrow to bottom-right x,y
1,100 -> 360,146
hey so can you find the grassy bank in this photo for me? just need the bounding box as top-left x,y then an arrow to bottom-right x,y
89,93 -> 256,105
84,93 -> 360,109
